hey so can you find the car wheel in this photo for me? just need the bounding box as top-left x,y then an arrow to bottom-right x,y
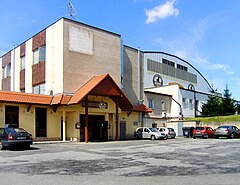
165,135 -> 168,140
150,135 -> 156,140
0,142 -> 4,150
134,135 -> 139,140
193,136 -> 196,139
204,134 -> 209,139
229,133 -> 234,139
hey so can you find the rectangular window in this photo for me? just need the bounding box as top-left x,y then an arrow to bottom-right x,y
148,99 -> 154,110
21,56 -> 25,70
182,98 -> 187,109
177,64 -> 188,71
162,58 -> 175,67
189,99 -> 193,110
39,83 -> 45,94
39,46 -> 46,62
33,83 -> 46,94
33,45 -> 46,65
33,85 -> 39,94
33,49 -> 39,65
3,64 -> 11,78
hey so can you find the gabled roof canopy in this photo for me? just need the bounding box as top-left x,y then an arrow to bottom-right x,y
68,73 -> 133,111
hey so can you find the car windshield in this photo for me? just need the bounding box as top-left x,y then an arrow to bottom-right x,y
149,128 -> 158,132
195,127 -> 204,130
5,128 -> 27,134
217,126 -> 230,130
168,128 -> 174,131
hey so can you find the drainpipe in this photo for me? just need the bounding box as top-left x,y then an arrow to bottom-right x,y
171,97 -> 183,120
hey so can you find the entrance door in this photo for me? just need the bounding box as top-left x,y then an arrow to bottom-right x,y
80,115 -> 107,142
36,108 -> 47,137
5,106 -> 19,128
120,121 -> 126,140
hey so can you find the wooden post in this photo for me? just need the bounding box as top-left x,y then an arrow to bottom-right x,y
85,97 -> 89,143
115,98 -> 119,141
62,110 -> 66,141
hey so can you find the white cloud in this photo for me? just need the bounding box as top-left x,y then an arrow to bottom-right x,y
145,0 -> 179,24
154,13 -> 234,76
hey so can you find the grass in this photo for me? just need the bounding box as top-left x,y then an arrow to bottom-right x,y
185,114 -> 240,123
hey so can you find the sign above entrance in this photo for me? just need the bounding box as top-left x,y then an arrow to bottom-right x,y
82,101 -> 108,109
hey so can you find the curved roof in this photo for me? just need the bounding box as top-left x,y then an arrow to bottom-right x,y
143,51 -> 213,91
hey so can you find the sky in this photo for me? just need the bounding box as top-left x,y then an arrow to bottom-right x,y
0,0 -> 240,100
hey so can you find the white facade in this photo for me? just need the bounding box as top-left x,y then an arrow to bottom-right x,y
144,52 -> 214,118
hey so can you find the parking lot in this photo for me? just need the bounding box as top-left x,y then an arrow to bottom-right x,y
0,138 -> 240,185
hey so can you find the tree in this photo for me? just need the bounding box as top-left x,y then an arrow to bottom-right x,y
201,88 -> 221,116
220,85 -> 235,115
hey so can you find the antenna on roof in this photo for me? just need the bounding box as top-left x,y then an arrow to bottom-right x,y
68,2 -> 78,20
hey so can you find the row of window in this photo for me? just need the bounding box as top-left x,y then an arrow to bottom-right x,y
3,45 -> 46,77
148,99 -> 167,111
2,45 -> 46,95
21,45 -> 46,70
182,98 -> 199,110
162,58 -> 188,72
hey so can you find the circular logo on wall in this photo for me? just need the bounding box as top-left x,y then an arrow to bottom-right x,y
153,74 -> 163,87
188,83 -> 195,91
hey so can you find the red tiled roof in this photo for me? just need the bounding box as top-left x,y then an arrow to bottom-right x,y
51,94 -> 72,105
68,74 -> 108,105
132,104 -> 153,113
0,74 -> 150,113
0,90 -> 52,105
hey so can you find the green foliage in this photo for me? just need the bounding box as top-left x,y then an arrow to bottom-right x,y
201,88 -> 221,116
186,114 -> 240,123
220,85 -> 235,115
201,85 -> 236,116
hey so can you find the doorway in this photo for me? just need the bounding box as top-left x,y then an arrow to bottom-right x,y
5,106 -> 19,128
80,115 -> 108,142
36,107 -> 47,137
120,121 -> 126,140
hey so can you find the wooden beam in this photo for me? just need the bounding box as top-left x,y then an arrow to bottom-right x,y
85,97 -> 89,143
115,98 -> 119,141
27,104 -> 31,112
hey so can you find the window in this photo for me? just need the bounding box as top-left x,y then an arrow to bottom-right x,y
33,83 -> 46,94
182,98 -> 187,109
21,56 -> 25,70
162,101 -> 167,111
148,99 -> 154,110
177,64 -> 188,71
39,46 -> 46,62
3,64 -> 11,78
162,58 -> 175,67
33,45 -> 46,65
189,99 -> 193,110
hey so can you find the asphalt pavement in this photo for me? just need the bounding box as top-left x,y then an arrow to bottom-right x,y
0,138 -> 240,184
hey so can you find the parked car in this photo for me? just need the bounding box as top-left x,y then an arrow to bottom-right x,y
167,128 -> 176,139
157,127 -> 176,139
214,125 -> 240,139
134,127 -> 166,140
193,126 -> 215,139
0,127 -> 33,150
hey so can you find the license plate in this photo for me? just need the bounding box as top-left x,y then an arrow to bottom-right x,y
17,137 -> 26,139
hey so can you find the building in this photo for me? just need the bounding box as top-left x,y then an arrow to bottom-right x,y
0,17 -> 216,141
0,18 -> 152,142
142,52 -> 216,128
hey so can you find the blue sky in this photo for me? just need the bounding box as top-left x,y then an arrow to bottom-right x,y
1,0 -> 240,100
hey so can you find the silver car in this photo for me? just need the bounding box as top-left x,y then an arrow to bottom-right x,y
134,127 -> 166,140
214,125 -> 240,139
